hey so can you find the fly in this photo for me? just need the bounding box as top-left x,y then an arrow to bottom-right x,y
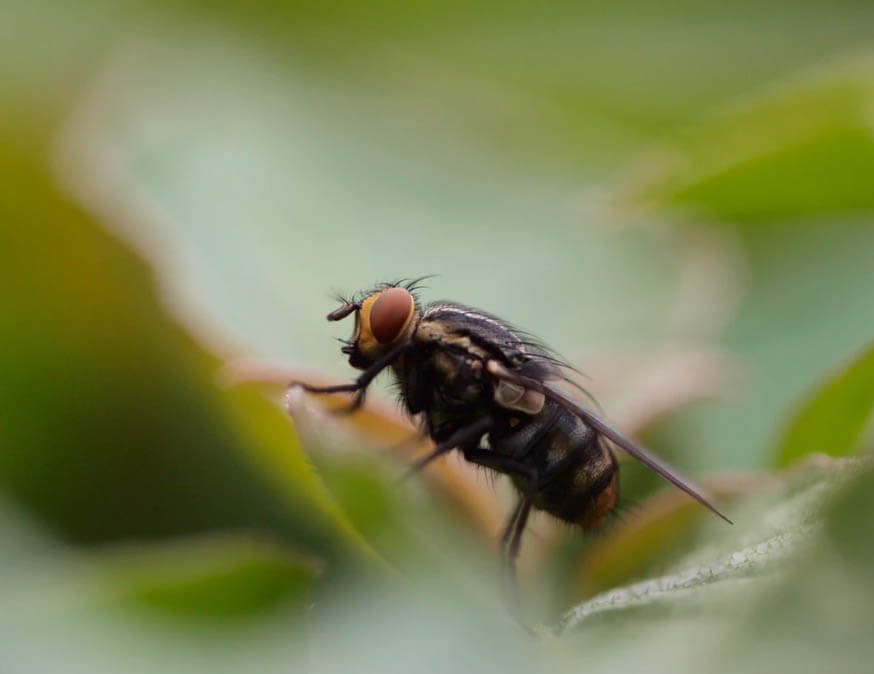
295,279 -> 732,590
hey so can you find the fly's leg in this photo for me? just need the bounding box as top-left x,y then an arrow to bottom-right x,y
291,342 -> 409,413
504,447 -> 590,565
499,499 -> 525,551
461,449 -> 538,616
464,436 -> 593,618
497,407 -> 562,564
401,417 -> 494,480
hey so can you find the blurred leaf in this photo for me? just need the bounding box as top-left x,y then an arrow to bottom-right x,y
776,341 -> 874,467
226,362 -> 509,541
51,33 -> 874,484
6,0 -> 874,180
54,37 -> 729,381
717,461 -> 874,673
572,471 -> 771,598
0,531 -> 312,673
0,496 -> 61,568
823,461 -> 874,569
0,144 -> 369,563
621,56 -> 874,223
556,458 -> 859,635
4,2 -> 874,670
106,536 -> 316,618
218,381 -> 380,564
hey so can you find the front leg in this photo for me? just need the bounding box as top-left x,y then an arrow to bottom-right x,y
292,341 -> 409,413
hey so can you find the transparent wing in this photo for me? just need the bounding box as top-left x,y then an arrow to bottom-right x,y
485,360 -> 732,524
543,384 -> 732,524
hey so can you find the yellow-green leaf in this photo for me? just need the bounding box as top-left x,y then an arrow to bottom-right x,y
776,342 -> 874,467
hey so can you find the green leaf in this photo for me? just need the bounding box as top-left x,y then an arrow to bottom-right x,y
555,459 -> 859,635
0,531 -> 314,673
571,471 -> 770,599
0,144 -> 370,562
776,342 -> 874,467
53,37 -> 725,381
106,536 -> 317,618
622,56 -> 874,224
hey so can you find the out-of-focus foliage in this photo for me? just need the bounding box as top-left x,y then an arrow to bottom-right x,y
776,342 -> 874,467
0,148 -> 368,560
1,0 -> 873,672
622,57 -> 874,223
558,458 -> 856,634
556,460 -> 874,674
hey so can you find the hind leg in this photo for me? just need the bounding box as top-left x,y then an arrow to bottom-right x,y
461,450 -> 537,614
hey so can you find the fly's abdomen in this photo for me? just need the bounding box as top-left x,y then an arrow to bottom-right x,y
564,456 -> 618,529
521,411 -> 619,530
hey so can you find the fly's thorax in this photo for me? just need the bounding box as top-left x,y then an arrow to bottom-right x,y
414,312 -> 546,416
413,317 -> 490,360
428,348 -> 489,407
410,316 -> 491,401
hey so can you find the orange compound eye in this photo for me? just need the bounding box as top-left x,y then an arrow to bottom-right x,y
369,287 -> 414,344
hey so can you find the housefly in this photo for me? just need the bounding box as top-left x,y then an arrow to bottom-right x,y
296,278 -> 732,583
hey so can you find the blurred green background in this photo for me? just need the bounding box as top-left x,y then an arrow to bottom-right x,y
2,1 -> 874,672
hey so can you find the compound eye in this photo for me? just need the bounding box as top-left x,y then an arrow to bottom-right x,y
370,287 -> 414,344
